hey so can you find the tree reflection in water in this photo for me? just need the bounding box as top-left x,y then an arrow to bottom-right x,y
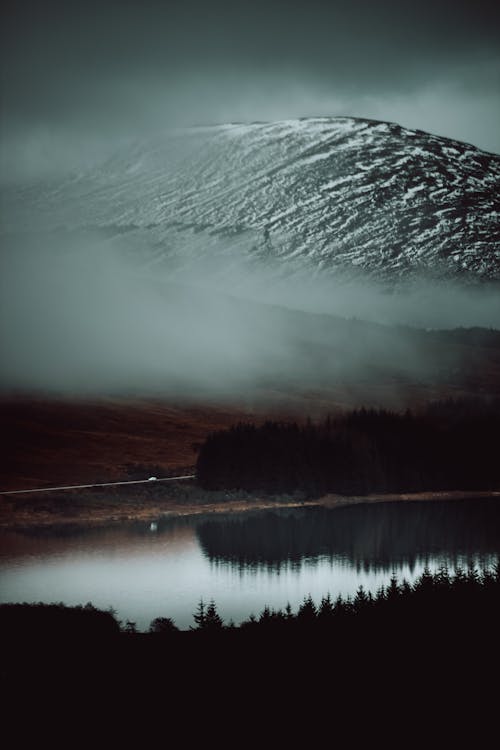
197,499 -> 500,573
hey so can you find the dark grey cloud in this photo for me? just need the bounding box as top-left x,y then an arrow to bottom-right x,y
1,0 -> 500,168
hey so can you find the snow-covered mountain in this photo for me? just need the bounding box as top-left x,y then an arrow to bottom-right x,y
4,117 -> 500,283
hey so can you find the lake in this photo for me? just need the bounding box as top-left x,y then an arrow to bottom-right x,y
1,498 -> 499,630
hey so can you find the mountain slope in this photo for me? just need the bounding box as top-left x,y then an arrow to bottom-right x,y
6,117 -> 499,283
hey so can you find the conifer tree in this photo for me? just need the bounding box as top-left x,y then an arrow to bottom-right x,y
318,594 -> 335,621
204,599 -> 224,630
192,599 -> 206,630
297,594 -> 317,624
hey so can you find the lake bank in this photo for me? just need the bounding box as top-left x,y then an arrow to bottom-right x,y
1,481 -> 499,531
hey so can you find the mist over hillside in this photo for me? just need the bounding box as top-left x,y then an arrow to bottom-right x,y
1,230 -> 499,400
1,118 -> 499,399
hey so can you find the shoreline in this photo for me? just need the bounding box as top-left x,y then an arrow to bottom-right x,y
1,487 -> 499,531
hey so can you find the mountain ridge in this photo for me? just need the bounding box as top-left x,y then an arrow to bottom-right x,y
4,116 -> 499,285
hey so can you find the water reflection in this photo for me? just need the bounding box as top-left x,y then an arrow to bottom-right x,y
0,499 -> 498,630
197,500 -> 500,574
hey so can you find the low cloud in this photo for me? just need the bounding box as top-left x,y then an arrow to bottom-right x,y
1,231 -> 498,398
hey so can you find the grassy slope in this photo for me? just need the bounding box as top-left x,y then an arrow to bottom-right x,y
1,319 -> 499,493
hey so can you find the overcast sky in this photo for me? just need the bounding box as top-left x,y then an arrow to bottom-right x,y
1,0 -> 499,177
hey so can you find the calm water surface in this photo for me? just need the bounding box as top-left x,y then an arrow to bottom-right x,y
1,499 -> 499,630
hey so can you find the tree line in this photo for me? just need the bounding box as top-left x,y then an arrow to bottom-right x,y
185,562 -> 500,635
1,563 -> 498,638
196,398 -> 500,495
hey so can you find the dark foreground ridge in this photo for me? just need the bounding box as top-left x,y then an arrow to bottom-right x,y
2,566 -> 499,696
2,566 -> 499,739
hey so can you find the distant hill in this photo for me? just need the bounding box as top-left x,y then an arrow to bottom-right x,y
5,117 -> 499,283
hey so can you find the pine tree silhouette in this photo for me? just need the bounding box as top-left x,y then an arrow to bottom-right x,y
204,600 -> 224,630
191,599 -> 206,630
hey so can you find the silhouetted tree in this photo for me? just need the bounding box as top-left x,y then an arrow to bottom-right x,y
192,599 -> 206,630
204,600 -> 224,630
297,595 -> 317,625
191,599 -> 224,631
318,594 -> 335,624
354,586 -> 370,613
149,617 -> 178,634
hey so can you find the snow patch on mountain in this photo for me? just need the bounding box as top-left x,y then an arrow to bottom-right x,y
2,117 -> 499,283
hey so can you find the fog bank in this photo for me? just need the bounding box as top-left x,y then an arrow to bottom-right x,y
1,232 -> 499,397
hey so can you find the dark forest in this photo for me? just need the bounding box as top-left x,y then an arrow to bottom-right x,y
196,399 -> 500,495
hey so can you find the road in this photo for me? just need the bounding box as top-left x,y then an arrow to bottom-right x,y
0,475 -> 196,496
